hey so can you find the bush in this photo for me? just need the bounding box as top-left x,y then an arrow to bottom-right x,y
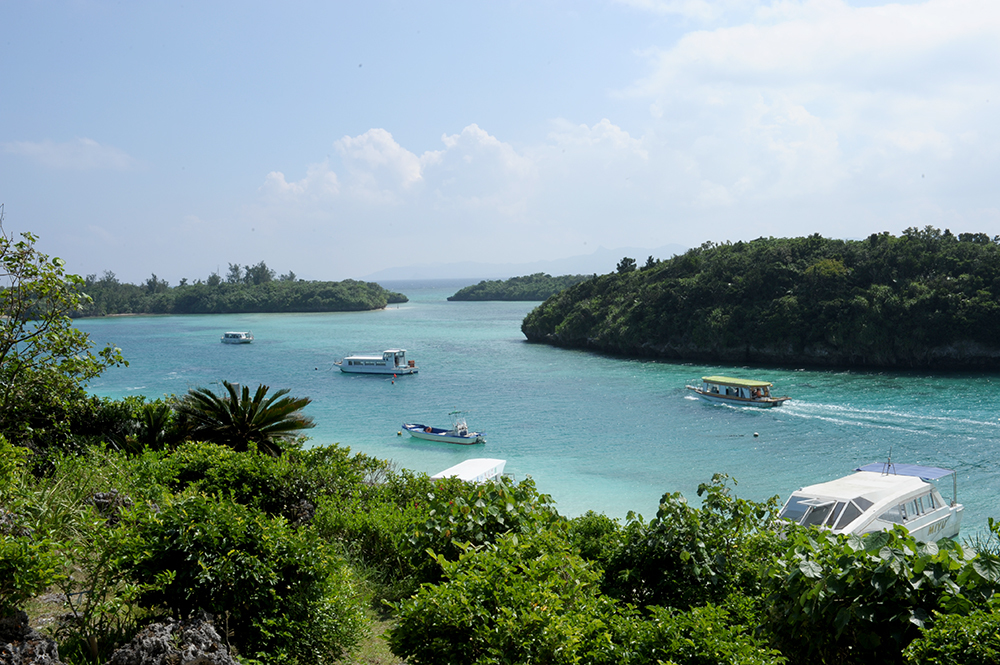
407,475 -> 562,583
764,526 -> 1000,664
387,530 -> 616,665
112,494 -> 366,664
612,604 -> 786,665
137,441 -> 388,525
903,607 -> 1000,664
602,474 -> 779,610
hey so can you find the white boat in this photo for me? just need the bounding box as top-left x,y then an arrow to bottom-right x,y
336,349 -> 417,374
686,376 -> 790,407
403,414 -> 485,445
431,458 -> 506,483
777,462 -> 963,542
221,331 -> 253,344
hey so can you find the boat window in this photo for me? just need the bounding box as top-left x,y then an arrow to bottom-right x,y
879,504 -> 905,524
835,501 -> 864,530
778,496 -> 811,523
854,497 -> 873,512
825,502 -> 847,527
801,501 -> 836,527
927,493 -> 938,510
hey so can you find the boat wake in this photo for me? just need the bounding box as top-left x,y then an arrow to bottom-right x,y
778,401 -> 1000,437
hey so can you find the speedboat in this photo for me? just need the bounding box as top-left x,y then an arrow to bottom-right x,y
221,331 -> 253,344
686,376 -> 790,407
403,414 -> 485,444
431,458 -> 506,483
777,462 -> 963,542
336,349 -> 417,374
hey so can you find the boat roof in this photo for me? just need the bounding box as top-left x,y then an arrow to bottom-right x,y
344,348 -> 406,358
791,470 -> 930,504
701,375 -> 773,388
854,462 -> 955,481
431,458 -> 505,482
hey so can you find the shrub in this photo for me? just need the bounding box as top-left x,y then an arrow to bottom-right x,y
612,604 -> 786,665
602,474 -> 779,610
764,526 -> 1000,663
112,494 -> 365,664
387,530 -> 616,665
903,607 -> 1000,664
407,475 -> 562,582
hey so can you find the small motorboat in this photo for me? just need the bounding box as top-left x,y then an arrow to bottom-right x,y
686,375 -> 790,407
221,331 -> 253,344
403,413 -> 485,444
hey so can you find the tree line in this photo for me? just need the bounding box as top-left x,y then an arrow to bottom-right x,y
522,228 -> 1000,368
76,261 -> 407,317
447,273 -> 592,301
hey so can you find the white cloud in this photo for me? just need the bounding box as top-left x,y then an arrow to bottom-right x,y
262,161 -> 340,200
3,138 -> 137,171
618,0 -> 1000,218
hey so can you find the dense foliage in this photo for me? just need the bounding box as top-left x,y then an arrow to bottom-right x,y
447,272 -> 591,301
76,264 -> 407,316
522,228 -> 1000,368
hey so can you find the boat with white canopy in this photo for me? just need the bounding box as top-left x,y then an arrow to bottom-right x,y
777,461 -> 963,542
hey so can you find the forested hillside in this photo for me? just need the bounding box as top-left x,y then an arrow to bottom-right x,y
521,228 -> 1000,369
448,273 -> 590,301
75,262 -> 407,316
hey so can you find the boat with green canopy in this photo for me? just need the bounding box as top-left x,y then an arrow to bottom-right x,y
686,376 -> 790,408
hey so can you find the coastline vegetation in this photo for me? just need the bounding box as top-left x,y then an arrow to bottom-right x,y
522,228 -> 1000,369
75,262 -> 407,317
447,273 -> 591,301
6,220 -> 1000,664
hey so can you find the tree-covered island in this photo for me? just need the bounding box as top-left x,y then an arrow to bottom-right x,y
75,261 -> 406,317
522,228 -> 1000,369
448,273 -> 591,301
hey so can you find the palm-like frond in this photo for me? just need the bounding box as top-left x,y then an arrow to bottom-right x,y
175,380 -> 314,455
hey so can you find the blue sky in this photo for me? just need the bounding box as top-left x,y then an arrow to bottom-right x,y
2,0 -> 998,283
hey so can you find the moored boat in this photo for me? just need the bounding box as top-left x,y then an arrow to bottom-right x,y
403,414 -> 485,445
431,458 -> 506,483
221,331 -> 253,344
777,462 -> 963,542
686,376 -> 789,407
336,349 -> 417,374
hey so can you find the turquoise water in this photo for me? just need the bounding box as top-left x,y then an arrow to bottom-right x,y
76,284 -> 1000,533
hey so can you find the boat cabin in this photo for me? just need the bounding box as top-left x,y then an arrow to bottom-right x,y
340,349 -> 418,374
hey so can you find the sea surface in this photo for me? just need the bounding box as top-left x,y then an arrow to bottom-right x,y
77,281 -> 1000,535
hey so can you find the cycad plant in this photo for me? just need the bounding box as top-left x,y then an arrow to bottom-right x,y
175,380 -> 314,456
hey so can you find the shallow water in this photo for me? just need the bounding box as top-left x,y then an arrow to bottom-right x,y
77,284 -> 1000,534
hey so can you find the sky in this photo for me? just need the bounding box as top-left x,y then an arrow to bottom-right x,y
2,0 -> 999,284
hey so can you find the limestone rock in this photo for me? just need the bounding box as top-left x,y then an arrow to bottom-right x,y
105,616 -> 238,665
0,611 -> 65,665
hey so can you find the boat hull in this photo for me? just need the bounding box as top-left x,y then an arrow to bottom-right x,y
687,386 -> 789,407
339,365 -> 418,374
403,423 -> 485,444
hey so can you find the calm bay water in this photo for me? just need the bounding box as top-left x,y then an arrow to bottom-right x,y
76,283 -> 1000,533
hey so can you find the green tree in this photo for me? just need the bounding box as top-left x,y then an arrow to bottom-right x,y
0,210 -> 126,449
174,380 -> 315,455
616,256 -> 637,273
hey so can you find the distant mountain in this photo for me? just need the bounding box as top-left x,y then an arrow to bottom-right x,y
361,244 -> 687,281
